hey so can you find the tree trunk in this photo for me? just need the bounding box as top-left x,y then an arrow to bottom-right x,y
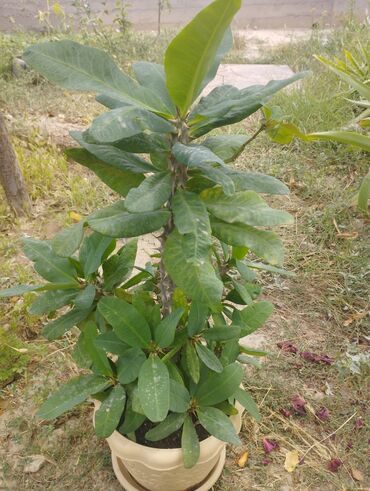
0,112 -> 31,216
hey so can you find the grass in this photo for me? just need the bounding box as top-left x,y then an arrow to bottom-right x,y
0,15 -> 369,491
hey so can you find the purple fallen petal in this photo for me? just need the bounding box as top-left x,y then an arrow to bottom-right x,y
279,408 -> 292,418
300,351 -> 334,365
261,457 -> 271,465
315,407 -> 330,421
355,417 -> 364,429
277,341 -> 298,354
327,458 -> 342,473
262,438 -> 279,453
291,394 -> 306,415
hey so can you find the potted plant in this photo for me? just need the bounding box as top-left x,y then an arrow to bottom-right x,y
0,0 -> 306,489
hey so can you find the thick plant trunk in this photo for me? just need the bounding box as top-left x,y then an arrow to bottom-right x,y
0,113 -> 31,216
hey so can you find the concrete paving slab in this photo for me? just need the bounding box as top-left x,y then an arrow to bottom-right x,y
203,63 -> 295,95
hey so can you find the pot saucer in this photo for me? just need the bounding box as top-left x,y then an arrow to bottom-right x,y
111,447 -> 227,491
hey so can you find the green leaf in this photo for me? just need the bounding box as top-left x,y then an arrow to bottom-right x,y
244,260 -> 294,277
88,201 -> 170,238
172,143 -> 234,195
203,326 -> 241,342
125,172 -> 172,213
94,331 -> 129,355
187,301 -> 208,336
51,221 -> 85,258
42,307 -> 92,340
195,343 -> 223,373
95,384 -> 126,437
0,284 -> 44,298
228,280 -> 253,305
103,239 -> 138,291
79,232 -> 115,276
237,354 -> 262,368
119,399 -> 146,434
154,308 -> 184,348
220,340 -> 240,365
23,238 -> 78,284
189,72 -> 308,137
184,341 -> 200,384
306,130 -> 370,152
234,387 -> 260,421
74,284 -> 96,310
87,106 -> 175,144
37,374 -> 111,420
98,297 -> 151,348
181,415 -> 200,469
203,134 -> 250,162
138,355 -> 170,422
223,169 -> 289,195
234,301 -> 274,336
114,132 -> 171,154
145,412 -> 186,442
70,131 -> 156,174
163,230 -> 223,307
195,363 -> 243,406
201,188 -> 293,227
23,40 -> 171,115
66,148 -> 144,197
197,406 -> 240,444
133,61 -> 176,115
28,289 -> 78,315
81,321 -> 113,376
169,379 -> 190,413
358,172 -> 370,214
117,348 -> 146,384
164,0 -> 241,115
210,217 -> 284,266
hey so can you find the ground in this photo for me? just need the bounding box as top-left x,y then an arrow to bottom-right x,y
0,19 -> 369,491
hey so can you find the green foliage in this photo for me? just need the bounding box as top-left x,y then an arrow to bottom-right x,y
1,0 -> 305,468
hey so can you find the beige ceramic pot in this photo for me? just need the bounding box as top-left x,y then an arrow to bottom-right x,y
94,401 -> 244,491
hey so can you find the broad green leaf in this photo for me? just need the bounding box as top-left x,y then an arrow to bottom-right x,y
220,340 -> 240,365
28,289 -> 78,315
87,106 -> 175,144
88,201 -> 170,238
103,239 -> 138,291
131,387 -> 145,415
70,131 -> 156,173
125,172 -> 172,213
95,93 -> 127,109
172,143 -> 234,195
237,354 -> 262,368
163,230 -> 223,307
82,321 -> 113,376
0,284 -> 44,298
197,406 -> 240,444
169,379 -> 191,413
23,40 -> 171,115
94,331 -> 129,355
235,260 -> 256,281
138,356 -> 170,422
244,260 -> 294,277
133,61 -> 176,115
98,297 -> 151,348
167,361 -> 184,385
203,134 -> 250,162
240,346 -> 269,357
215,400 -> 238,416
203,326 -> 241,342
210,217 -> 284,266
164,0 -> 241,115
37,374 -> 111,420
306,130 -> 370,152
95,384 -> 126,437
189,72 -> 308,137
201,188 -> 293,227
358,172 -> 370,214
228,280 -> 253,305
234,387 -> 260,421
223,169 -> 289,195
66,148 -> 144,196
51,221 -> 85,258
234,301 -> 274,336
117,348 -> 146,384
181,415 -> 200,469
145,412 -> 186,441
184,341 -> 200,383
42,307 -> 92,340
114,132 -> 171,154
22,238 -> 78,284
119,399 -> 146,434
74,284 -> 96,310
154,308 -> 184,348
195,343 -> 223,373
195,363 -> 243,406
187,301 -> 208,336
79,232 -> 115,276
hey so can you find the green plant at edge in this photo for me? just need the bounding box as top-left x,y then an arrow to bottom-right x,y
0,0 -> 306,468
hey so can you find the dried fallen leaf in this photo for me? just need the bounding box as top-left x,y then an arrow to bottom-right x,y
69,211 -> 82,222
237,451 -> 249,468
284,450 -> 300,473
24,455 -> 47,473
351,468 -> 364,481
343,311 -> 368,326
